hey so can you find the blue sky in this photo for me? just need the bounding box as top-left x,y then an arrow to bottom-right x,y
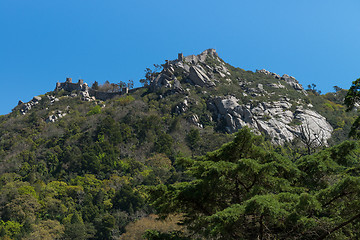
1,0 -> 360,115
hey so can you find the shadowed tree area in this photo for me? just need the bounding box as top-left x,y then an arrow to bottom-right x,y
149,128 -> 360,239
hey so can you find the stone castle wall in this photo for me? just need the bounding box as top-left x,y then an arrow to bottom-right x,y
88,88 -> 128,101
55,78 -> 129,101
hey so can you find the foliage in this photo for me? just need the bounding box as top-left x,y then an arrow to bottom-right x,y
115,95 -> 135,106
149,128 -> 360,239
143,230 -> 189,240
91,81 -> 99,90
120,214 -> 185,240
0,52 -> 359,239
87,105 -> 102,116
345,78 -> 360,138
140,64 -> 162,87
308,88 -> 356,144
186,128 -> 201,153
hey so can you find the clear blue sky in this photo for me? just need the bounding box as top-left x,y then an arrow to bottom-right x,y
1,0 -> 360,115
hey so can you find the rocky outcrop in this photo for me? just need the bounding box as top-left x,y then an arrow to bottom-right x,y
19,96 -> 42,115
149,66 -> 184,94
47,95 -> 60,104
149,49 -> 222,91
282,74 -> 305,93
173,97 -> 189,115
294,108 -> 333,145
189,66 -> 215,87
256,69 -> 307,95
256,69 -> 282,79
46,110 -> 67,123
18,95 -> 63,115
267,82 -> 285,89
209,96 -> 333,145
80,90 -> 96,101
146,49 -> 334,145
188,114 -> 203,128
149,49 -> 237,92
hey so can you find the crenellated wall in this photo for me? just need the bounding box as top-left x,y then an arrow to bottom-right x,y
87,88 -> 127,101
55,78 -> 129,101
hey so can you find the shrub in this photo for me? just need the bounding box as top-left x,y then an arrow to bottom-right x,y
116,96 -> 135,106
87,105 -> 101,116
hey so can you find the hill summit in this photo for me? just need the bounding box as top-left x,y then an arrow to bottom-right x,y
0,48 -> 357,239
146,49 -> 334,146
13,49 -> 353,150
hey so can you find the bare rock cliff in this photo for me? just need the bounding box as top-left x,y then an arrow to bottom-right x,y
150,49 -> 334,146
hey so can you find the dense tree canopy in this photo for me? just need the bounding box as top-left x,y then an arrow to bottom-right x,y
0,64 -> 359,238
345,78 -> 360,138
149,128 -> 360,239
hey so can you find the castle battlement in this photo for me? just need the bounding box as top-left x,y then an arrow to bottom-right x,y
55,78 -> 129,101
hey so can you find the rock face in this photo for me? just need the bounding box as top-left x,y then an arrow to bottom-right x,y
189,114 -> 203,128
189,66 -> 215,87
150,67 -> 176,91
19,96 -> 42,115
147,49 -> 335,146
149,49 -> 221,92
14,49 -> 337,147
46,110 -> 67,123
256,69 -> 307,95
173,97 -> 189,115
47,95 -> 59,104
210,96 -> 333,145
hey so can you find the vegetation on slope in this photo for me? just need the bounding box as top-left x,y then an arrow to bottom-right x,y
149,128 -> 360,239
0,52 -> 359,239
0,86 -> 233,239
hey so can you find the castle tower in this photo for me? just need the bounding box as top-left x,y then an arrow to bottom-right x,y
66,78 -> 72,83
178,53 -> 184,61
122,87 -> 129,94
78,79 -> 84,85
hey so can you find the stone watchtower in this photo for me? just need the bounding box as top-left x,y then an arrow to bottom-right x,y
122,87 -> 129,94
178,53 -> 184,61
78,79 -> 84,85
66,78 -> 72,83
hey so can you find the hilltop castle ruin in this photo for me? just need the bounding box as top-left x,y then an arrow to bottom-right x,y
55,78 -> 129,101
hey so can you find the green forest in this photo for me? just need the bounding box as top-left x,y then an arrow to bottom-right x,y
1,55 -> 360,239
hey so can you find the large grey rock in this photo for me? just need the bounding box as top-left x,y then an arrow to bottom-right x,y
32,96 -> 42,102
294,109 -> 333,145
46,110 -> 67,123
189,114 -> 203,128
256,69 -> 281,79
209,96 -> 333,145
174,79 -> 182,90
81,91 -> 93,101
149,65 -> 186,94
20,96 -> 42,115
267,82 -> 285,89
189,66 -> 215,87
214,96 -> 238,115
281,74 -> 306,94
257,69 -> 307,95
174,97 -> 189,114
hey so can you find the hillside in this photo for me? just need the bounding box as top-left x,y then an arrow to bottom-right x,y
0,49 -> 357,239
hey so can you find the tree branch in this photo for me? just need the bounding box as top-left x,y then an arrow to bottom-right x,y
317,212 -> 360,240
322,191 -> 353,208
